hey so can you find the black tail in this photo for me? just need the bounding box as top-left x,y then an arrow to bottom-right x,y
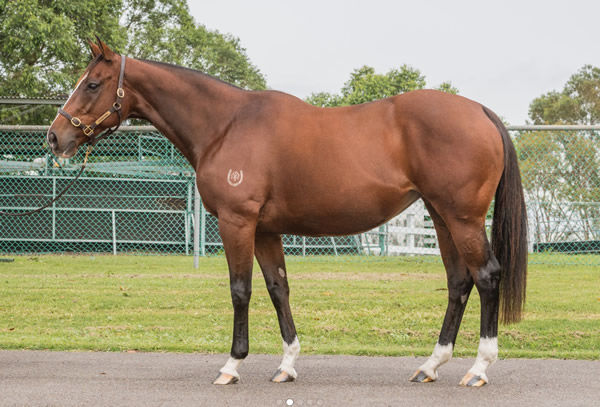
482,106 -> 528,324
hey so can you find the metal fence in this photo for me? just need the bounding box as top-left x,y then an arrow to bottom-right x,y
0,126 -> 361,258
2,125 -> 600,265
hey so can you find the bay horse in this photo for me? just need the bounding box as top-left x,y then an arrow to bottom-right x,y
47,39 -> 527,387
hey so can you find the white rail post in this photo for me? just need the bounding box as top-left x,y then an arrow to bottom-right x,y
52,177 -> 56,240
407,212 -> 415,252
111,210 -> 117,255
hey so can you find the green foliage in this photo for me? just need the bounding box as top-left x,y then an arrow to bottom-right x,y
529,65 -> 600,124
434,81 -> 459,95
306,65 -> 457,107
340,65 -> 425,105
514,129 -> 600,242
524,66 -> 600,239
123,0 -> 265,90
0,0 -> 266,124
304,91 -> 344,108
0,0 -> 125,124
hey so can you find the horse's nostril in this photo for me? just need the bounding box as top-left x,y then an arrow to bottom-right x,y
48,131 -> 58,146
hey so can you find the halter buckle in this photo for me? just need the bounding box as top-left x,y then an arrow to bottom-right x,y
117,88 -> 125,98
71,117 -> 82,127
113,102 -> 122,111
83,126 -> 94,136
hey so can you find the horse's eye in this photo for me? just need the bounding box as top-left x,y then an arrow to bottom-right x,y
87,82 -> 99,90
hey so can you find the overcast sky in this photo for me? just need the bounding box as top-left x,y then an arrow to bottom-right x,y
188,0 -> 600,124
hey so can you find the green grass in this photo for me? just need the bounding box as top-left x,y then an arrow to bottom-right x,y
0,255 -> 598,359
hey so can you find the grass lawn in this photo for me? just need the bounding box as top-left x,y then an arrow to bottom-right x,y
0,255 -> 598,359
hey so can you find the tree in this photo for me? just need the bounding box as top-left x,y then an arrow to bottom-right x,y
0,0 -> 125,124
515,129 -> 600,243
521,65 -> 600,245
529,65 -> 600,125
305,65 -> 457,107
0,0 -> 266,124
122,0 -> 265,90
303,92 -> 344,108
435,81 -> 459,95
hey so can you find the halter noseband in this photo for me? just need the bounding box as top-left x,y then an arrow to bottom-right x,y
58,55 -> 126,145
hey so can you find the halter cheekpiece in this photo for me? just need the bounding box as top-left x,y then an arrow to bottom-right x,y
57,54 -> 127,145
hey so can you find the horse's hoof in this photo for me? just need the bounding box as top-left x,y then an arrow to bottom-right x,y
213,372 -> 239,385
409,370 -> 435,383
459,373 -> 487,387
271,369 -> 295,383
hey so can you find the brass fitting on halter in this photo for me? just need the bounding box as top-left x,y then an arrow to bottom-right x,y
83,125 -> 94,136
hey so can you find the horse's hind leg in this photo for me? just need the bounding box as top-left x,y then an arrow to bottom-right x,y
444,216 -> 500,387
410,202 -> 474,383
255,232 -> 300,383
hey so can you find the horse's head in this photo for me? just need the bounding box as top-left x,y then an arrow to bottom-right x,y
47,38 -> 126,158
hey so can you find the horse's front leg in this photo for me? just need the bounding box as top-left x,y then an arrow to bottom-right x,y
255,232 -> 300,383
213,213 -> 257,385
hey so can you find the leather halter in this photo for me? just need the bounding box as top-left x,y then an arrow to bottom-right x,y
0,55 -> 126,217
57,54 -> 126,145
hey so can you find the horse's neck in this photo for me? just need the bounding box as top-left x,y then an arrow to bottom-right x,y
125,58 -> 246,168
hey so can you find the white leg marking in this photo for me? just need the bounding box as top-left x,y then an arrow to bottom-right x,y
418,342 -> 453,379
278,336 -> 300,378
467,337 -> 498,383
219,356 -> 243,379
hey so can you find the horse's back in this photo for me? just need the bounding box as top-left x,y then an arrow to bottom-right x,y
210,89 -> 505,235
266,88 -> 504,198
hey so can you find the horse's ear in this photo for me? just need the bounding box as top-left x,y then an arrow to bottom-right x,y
87,38 -> 101,59
95,35 -> 116,61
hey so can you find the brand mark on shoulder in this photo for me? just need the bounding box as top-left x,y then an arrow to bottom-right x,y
227,169 -> 243,187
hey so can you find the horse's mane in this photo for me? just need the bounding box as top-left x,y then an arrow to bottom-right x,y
141,59 -> 243,90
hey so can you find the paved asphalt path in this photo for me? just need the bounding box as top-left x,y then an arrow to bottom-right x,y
0,351 -> 598,406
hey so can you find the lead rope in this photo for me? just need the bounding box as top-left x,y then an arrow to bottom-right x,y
0,146 -> 93,217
